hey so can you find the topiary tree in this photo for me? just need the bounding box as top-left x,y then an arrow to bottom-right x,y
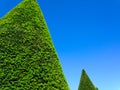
0,0 -> 70,89
78,69 -> 97,90
96,87 -> 99,90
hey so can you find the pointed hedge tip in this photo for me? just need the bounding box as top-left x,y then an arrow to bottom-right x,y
78,69 -> 97,90
82,69 -> 85,72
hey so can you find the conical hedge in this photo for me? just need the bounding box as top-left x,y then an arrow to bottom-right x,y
78,69 -> 97,90
0,0 -> 69,89
96,87 -> 99,90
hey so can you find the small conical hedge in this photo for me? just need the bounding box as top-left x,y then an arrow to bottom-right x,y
0,0 -> 69,89
96,87 -> 99,90
78,69 -> 97,90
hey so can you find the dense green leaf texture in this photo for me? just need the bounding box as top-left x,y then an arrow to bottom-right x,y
0,0 -> 70,89
78,69 -> 97,90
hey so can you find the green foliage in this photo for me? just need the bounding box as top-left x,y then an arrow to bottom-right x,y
96,87 -> 99,90
0,0 -> 69,89
78,69 -> 97,90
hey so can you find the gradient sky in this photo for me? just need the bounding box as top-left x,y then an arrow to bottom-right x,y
0,0 -> 120,90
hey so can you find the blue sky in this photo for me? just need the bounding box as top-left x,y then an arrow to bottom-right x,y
0,0 -> 120,90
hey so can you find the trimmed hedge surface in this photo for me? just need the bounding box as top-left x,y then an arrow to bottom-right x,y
0,0 -> 70,89
78,69 -> 97,90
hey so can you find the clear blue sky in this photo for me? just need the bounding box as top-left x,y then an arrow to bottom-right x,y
0,0 -> 120,90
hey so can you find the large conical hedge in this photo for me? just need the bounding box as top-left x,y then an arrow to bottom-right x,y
78,69 -> 97,90
0,0 -> 69,89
